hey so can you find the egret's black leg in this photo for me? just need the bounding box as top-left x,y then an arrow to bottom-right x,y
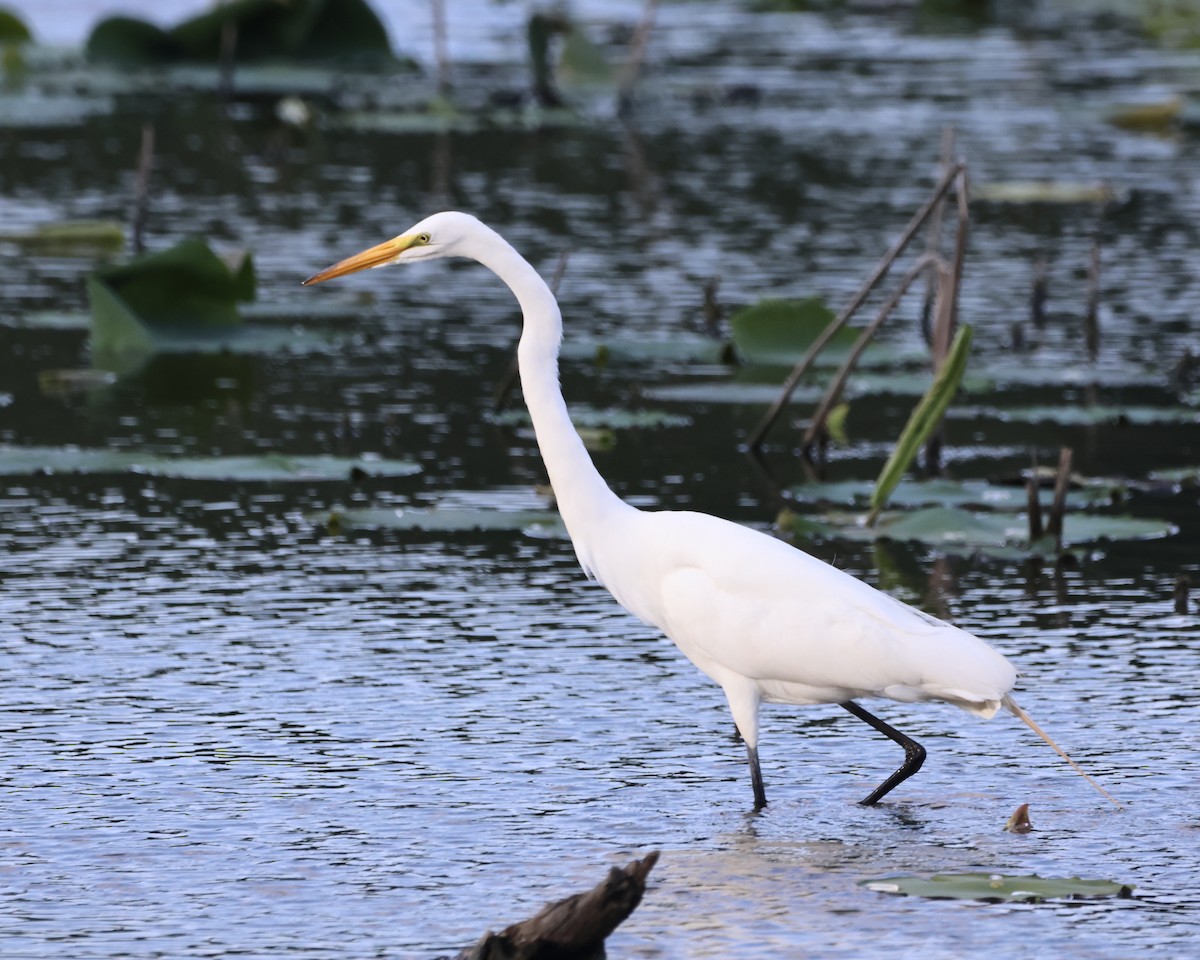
747,744 -> 767,811
839,701 -> 927,805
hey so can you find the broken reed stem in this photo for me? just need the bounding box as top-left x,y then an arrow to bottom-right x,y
921,127 -> 956,346
494,251 -> 571,412
802,253 -> 943,451
924,165 -> 970,473
218,22 -> 237,101
431,0 -> 451,94
1045,446 -> 1073,550
747,161 -> 965,452
1026,455 -> 1044,542
617,0 -> 658,111
1085,241 -> 1101,360
131,123 -> 155,255
1175,574 -> 1192,615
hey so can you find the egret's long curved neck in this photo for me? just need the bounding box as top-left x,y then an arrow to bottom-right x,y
470,230 -> 630,554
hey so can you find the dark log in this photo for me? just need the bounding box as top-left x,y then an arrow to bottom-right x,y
449,851 -> 660,960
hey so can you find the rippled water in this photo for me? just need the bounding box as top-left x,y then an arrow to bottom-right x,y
2,2 -> 1200,958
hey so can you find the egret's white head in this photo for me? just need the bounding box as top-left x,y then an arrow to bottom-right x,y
303,211 -> 484,285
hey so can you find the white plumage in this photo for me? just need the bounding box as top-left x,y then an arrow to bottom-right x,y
305,211 -> 1118,810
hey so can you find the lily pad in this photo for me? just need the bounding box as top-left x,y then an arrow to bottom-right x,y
86,0 -> 393,66
954,404 -> 1200,426
730,297 -> 857,367
861,873 -> 1133,902
788,477 -> 1119,511
324,506 -> 565,537
0,446 -> 418,481
778,505 -> 1175,555
0,220 -> 126,257
560,334 -> 731,366
491,407 -> 691,430
133,454 -> 420,482
0,10 -> 32,44
974,181 -> 1118,204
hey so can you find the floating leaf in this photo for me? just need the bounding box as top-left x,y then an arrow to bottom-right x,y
974,181 -> 1117,204
954,404 -> 1200,426
789,477 -> 1118,511
560,334 -> 730,366
132,454 -> 420,482
491,406 -> 692,431
38,369 -> 119,397
778,505 -> 1175,555
0,446 -> 417,481
0,220 -> 126,256
862,873 -> 1133,902
0,10 -> 31,43
869,325 -> 972,524
1106,97 -> 1183,133
325,506 -> 565,536
87,0 -> 392,66
91,236 -> 255,329
730,297 -> 855,367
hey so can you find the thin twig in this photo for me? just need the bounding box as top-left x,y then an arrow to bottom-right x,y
218,23 -> 237,102
432,0 -> 451,95
746,161 -> 964,452
617,0 -> 658,113
921,127 -> 955,346
802,253 -> 942,451
131,123 -> 155,255
1085,241 -> 1101,360
1045,446 -> 1073,551
1026,455 -> 1044,543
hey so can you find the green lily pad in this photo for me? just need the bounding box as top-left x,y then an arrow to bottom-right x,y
0,220 -> 126,256
730,297 -> 856,367
491,407 -> 691,430
86,0 -> 392,66
92,236 -> 255,328
778,505 -> 1175,555
133,454 -> 420,482
862,873 -> 1133,902
954,404 -> 1200,426
974,181 -> 1118,204
560,334 -> 731,366
1106,97 -> 1184,133
0,10 -> 33,44
325,506 -> 566,537
789,477 -> 1119,511
0,446 -> 417,481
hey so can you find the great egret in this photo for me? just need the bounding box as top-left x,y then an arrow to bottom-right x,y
304,212 -> 1119,810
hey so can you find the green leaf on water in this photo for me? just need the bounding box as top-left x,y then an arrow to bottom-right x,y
869,325 -> 972,524
91,236 -> 255,329
87,0 -> 393,66
0,446 -> 418,481
778,505 -> 1175,555
325,506 -> 565,537
974,181 -> 1118,204
789,477 -> 1118,511
861,873 -> 1133,902
954,404 -> 1200,426
0,9 -> 33,44
491,406 -> 692,430
730,297 -> 855,366
0,220 -> 126,256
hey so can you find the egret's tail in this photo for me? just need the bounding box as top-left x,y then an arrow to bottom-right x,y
1002,694 -> 1123,809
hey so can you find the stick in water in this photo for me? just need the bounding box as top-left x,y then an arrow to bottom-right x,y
1003,694 -> 1123,809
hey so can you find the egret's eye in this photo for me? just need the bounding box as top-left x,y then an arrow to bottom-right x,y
417,232 -> 431,244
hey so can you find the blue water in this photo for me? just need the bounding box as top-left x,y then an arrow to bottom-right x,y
2,2 -> 1199,957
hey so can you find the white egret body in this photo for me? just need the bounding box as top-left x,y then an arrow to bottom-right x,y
305,211 -> 1118,809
